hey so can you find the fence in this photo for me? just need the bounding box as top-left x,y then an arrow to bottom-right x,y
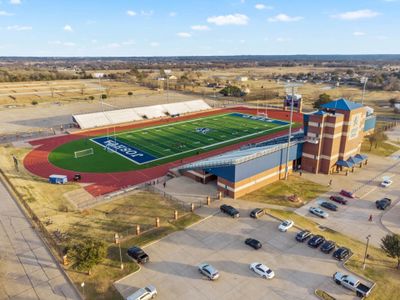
144,184 -> 218,211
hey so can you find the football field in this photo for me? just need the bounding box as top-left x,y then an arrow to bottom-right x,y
49,112 -> 292,173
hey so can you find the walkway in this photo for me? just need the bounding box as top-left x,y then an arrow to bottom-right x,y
0,179 -> 80,300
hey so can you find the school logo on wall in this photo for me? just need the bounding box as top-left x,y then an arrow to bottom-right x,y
349,113 -> 361,140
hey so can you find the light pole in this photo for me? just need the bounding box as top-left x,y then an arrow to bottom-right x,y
164,69 -> 172,104
361,76 -> 368,105
362,234 -> 371,269
284,83 -> 302,180
81,282 -> 85,299
118,240 -> 124,270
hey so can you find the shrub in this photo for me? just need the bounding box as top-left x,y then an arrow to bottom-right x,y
31,100 -> 38,105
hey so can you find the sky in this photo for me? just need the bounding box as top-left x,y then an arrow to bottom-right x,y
0,0 -> 399,56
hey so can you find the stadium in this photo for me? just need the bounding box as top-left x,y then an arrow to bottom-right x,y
23,98 -> 375,200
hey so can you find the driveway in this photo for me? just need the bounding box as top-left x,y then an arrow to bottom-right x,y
114,209 -> 358,300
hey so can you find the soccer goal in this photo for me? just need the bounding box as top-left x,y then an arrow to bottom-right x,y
74,148 -> 94,158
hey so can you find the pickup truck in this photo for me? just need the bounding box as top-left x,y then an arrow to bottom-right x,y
333,272 -> 372,297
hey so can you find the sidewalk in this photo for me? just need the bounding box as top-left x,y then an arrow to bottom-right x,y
0,179 -> 80,300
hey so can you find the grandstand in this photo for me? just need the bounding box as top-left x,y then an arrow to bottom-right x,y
72,100 -> 212,129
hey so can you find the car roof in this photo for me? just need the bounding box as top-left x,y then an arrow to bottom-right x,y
128,246 -> 142,252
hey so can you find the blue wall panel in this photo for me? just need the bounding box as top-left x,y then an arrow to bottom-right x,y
364,116 -> 376,132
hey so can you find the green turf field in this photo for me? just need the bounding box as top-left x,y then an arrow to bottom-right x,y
49,112 -> 294,173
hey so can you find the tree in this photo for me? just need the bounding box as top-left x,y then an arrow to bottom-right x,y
101,94 -> 107,99
69,239 -> 107,273
128,91 -> 133,96
381,234 -> 400,269
313,93 -> 331,109
374,131 -> 388,148
219,85 -> 244,97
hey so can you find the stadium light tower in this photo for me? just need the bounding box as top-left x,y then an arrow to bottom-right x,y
284,82 -> 302,180
164,69 -> 172,104
360,76 -> 368,105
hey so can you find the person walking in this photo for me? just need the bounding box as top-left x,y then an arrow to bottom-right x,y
368,214 -> 373,222
163,182 -> 166,188
328,179 -> 333,186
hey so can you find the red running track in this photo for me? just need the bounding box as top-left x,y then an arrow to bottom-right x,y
24,107 -> 303,197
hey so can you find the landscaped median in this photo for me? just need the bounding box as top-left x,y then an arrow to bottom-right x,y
267,209 -> 400,300
240,175 -> 329,208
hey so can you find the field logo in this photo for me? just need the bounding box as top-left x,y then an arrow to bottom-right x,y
196,127 -> 211,134
90,136 -> 157,164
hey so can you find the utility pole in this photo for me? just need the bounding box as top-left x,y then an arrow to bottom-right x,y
361,76 -> 368,105
362,234 -> 371,269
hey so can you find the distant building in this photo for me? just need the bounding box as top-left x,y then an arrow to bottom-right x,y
92,73 -> 105,78
236,76 -> 248,82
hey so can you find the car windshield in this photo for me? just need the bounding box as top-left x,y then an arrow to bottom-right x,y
266,269 -> 272,274
282,221 -> 289,226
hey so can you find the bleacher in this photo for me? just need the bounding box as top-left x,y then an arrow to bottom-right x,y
72,100 -> 212,130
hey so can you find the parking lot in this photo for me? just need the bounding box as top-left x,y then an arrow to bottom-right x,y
115,209 -> 359,300
296,158 -> 400,247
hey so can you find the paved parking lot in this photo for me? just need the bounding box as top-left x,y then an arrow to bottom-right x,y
115,209 -> 358,300
296,157 -> 400,247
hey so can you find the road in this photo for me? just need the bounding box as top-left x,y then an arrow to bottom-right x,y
0,178 -> 80,300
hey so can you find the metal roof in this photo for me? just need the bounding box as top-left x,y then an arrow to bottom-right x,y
321,98 -> 363,111
178,138 -> 304,171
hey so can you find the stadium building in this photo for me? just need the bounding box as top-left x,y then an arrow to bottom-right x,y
178,98 -> 376,198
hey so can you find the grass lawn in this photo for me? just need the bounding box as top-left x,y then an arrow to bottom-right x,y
361,139 -> 400,157
268,209 -> 400,300
240,176 -> 329,208
48,112 -> 294,173
315,289 -> 335,300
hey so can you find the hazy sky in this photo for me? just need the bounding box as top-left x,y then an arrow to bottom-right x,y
0,0 -> 399,56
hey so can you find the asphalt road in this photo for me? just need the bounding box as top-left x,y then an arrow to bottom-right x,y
0,178 -> 80,300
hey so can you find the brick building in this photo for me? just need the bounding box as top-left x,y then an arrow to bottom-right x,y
302,98 -> 375,174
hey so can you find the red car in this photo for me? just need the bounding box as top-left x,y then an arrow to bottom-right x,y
339,190 -> 355,198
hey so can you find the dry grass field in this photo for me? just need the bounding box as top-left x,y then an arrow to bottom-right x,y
0,79 -> 154,106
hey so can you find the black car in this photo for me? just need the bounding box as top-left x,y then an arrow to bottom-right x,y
333,247 -> 350,261
307,235 -> 325,248
250,208 -> 264,219
295,230 -> 312,242
329,195 -> 347,205
320,240 -> 336,254
127,246 -> 149,264
376,198 -> 392,210
320,202 -> 338,211
220,204 -> 240,218
245,238 -> 262,250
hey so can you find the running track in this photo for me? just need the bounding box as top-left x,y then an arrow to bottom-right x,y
24,107 -> 303,197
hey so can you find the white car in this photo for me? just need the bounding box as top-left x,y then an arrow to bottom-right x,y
278,220 -> 294,232
127,285 -> 157,300
309,207 -> 329,218
198,263 -> 220,280
250,263 -> 275,279
381,179 -> 393,187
